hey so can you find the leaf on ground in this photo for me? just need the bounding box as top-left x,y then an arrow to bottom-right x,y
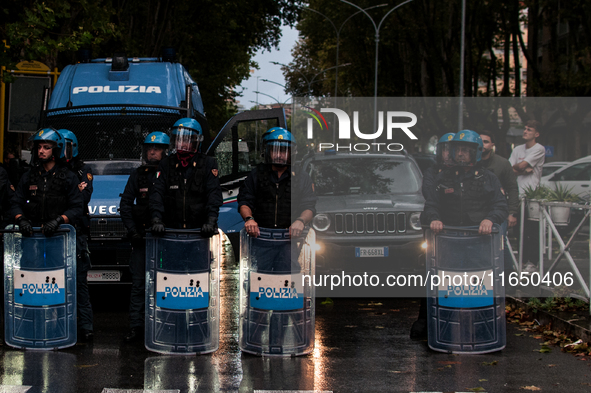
320,298 -> 333,305
536,346 -> 551,353
482,361 -> 498,366
515,333 -> 524,336
438,361 -> 461,365
388,370 -> 402,373
466,388 -> 486,392
390,309 -> 400,312
533,335 -> 543,339
368,302 -> 383,306
479,379 -> 488,382
521,386 -> 541,391
75,364 -> 98,368
547,364 -> 557,367
344,325 -> 357,328
375,326 -> 384,329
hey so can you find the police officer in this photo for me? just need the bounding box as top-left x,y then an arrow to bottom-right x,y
57,129 -> 94,341
410,133 -> 454,339
149,118 -> 222,237
237,127 -> 316,272
411,130 -> 508,339
120,132 -> 169,342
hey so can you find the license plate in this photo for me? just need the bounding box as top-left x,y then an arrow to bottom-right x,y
87,270 -> 121,282
355,247 -> 389,257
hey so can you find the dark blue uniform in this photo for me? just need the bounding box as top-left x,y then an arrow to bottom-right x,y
120,165 -> 158,330
150,154 -> 223,230
421,166 -> 508,227
238,164 -> 316,272
68,161 -> 94,335
11,164 -> 83,226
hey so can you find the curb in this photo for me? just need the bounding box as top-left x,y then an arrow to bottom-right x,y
507,296 -> 591,343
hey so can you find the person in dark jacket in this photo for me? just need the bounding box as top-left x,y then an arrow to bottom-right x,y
121,131 -> 169,342
237,127 -> 316,272
3,147 -> 29,188
57,129 -> 94,341
149,118 -> 222,240
411,130 -> 508,339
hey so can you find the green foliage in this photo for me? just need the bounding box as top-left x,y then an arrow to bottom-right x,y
1,0 -> 301,129
546,183 -> 581,203
522,185 -> 551,200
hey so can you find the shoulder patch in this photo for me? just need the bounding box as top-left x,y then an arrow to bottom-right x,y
212,169 -> 218,177
156,171 -> 161,178
87,173 -> 93,181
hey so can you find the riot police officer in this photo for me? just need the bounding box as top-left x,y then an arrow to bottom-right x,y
237,127 -> 316,272
11,128 -> 83,263
411,130 -> 508,339
149,118 -> 222,236
120,131 -> 169,342
57,129 -> 94,341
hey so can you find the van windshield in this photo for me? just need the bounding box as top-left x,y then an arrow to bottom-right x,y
85,160 -> 141,176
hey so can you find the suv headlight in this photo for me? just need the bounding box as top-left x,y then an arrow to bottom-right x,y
409,212 -> 422,231
312,214 -> 331,232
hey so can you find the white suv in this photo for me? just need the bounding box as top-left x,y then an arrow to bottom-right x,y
540,155 -> 591,200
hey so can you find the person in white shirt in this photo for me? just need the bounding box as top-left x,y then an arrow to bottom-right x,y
508,120 -> 545,272
509,120 -> 546,195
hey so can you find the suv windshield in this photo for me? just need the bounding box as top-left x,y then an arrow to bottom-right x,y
85,160 -> 141,176
308,157 -> 421,196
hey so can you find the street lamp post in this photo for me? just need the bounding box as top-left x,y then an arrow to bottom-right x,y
270,61 -> 351,96
302,4 -> 387,99
253,91 -> 292,106
339,0 -> 415,134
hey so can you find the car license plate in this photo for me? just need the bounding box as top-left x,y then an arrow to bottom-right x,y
355,247 -> 388,257
87,270 -> 121,282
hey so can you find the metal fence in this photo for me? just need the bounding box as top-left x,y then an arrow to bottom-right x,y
40,105 -> 187,160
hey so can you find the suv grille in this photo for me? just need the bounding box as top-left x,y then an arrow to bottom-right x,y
90,217 -> 126,238
334,212 -> 406,234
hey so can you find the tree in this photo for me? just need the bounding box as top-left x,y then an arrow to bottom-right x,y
1,0 -> 302,130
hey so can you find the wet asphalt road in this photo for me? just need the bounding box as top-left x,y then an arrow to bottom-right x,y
0,243 -> 591,392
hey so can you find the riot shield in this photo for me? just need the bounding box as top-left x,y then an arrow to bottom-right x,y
239,227 -> 316,356
145,229 -> 220,354
426,225 -> 505,354
4,225 -> 77,350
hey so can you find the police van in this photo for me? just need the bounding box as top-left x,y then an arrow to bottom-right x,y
39,52 -> 286,284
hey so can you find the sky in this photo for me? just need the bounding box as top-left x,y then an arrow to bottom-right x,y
237,25 -> 300,109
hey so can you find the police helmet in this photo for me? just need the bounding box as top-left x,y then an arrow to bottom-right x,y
56,129 -> 78,162
261,127 -> 296,166
451,130 -> 483,167
436,132 -> 455,167
30,128 -> 65,164
170,118 -> 203,154
142,131 -> 170,166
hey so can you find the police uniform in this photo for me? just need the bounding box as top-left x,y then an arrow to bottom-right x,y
12,164 -> 83,228
120,164 -> 158,333
150,153 -> 223,237
67,159 -> 94,338
238,163 -> 317,272
421,167 -> 508,227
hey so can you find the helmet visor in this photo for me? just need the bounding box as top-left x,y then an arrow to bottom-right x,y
264,141 -> 293,165
142,144 -> 168,166
171,127 -> 203,153
436,142 -> 453,167
452,142 -> 478,166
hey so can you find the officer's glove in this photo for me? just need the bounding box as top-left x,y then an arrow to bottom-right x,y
127,227 -> 143,240
16,216 -> 33,237
151,217 -> 165,235
43,216 -> 65,237
201,216 -> 218,237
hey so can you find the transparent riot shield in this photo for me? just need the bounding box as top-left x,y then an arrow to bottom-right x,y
4,225 -> 77,350
239,227 -> 316,356
145,229 -> 220,354
426,225 -> 505,354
